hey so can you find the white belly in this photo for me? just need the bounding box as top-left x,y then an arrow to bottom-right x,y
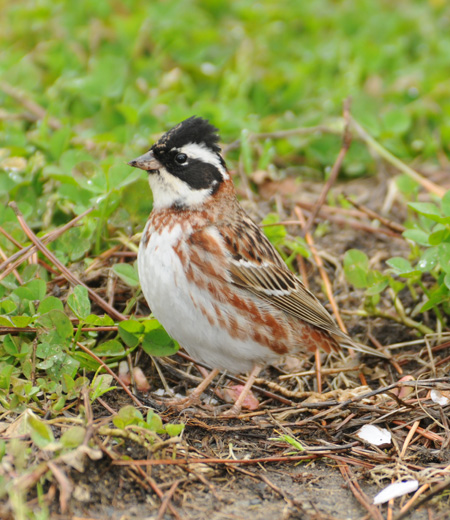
137,221 -> 278,373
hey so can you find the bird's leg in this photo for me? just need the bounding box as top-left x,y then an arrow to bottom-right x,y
164,367 -> 220,410
221,364 -> 263,417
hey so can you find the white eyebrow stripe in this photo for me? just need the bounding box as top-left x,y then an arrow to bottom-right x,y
179,142 -> 229,180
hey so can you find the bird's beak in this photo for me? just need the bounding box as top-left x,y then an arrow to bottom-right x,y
128,150 -> 162,173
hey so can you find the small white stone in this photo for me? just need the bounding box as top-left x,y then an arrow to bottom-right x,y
430,389 -> 450,406
355,424 -> 391,446
373,480 -> 419,505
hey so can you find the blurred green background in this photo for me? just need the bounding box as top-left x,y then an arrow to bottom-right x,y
1,0 -> 449,240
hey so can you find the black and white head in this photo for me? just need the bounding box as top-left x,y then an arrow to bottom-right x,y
128,117 -> 229,210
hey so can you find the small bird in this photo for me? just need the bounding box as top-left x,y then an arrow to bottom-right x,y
128,117 -> 389,416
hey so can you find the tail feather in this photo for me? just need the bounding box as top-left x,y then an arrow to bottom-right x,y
336,335 -> 391,359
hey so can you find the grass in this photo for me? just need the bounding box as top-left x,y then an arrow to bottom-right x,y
1,1 -> 450,519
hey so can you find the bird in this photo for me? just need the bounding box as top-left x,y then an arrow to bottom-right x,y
128,116 -> 389,416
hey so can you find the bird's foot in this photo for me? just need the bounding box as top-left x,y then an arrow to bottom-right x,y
219,404 -> 243,418
162,394 -> 201,411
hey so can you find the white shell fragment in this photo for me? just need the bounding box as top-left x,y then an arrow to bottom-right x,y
430,389 -> 450,406
355,424 -> 392,446
373,480 -> 419,505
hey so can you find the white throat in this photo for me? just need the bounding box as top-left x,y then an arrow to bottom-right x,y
148,169 -> 213,210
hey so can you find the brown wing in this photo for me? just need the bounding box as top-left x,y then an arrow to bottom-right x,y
217,215 -> 341,335
185,212 -> 389,359
217,216 -> 390,359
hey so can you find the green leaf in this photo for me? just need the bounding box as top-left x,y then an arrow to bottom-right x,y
395,175 -> 419,196
438,243 -> 450,274
142,328 -> 178,357
402,229 -> 430,246
113,405 -> 143,428
118,320 -> 144,348
386,257 -> 420,277
113,263 -> 140,287
0,364 -> 14,390
37,310 -> 73,339
420,286 -> 449,312
38,296 -> 64,314
91,374 -> 115,400
261,213 -> 287,245
13,279 -> 47,301
60,426 -> 86,448
72,351 -> 101,371
3,335 -> 19,356
408,202 -> 450,224
417,247 -> 439,273
276,434 -> 305,452
146,410 -> 165,434
0,299 -> 17,314
11,315 -> 34,327
382,109 -> 411,135
26,410 -> 55,448
36,342 -> 79,380
444,273 -> 450,290
93,339 -> 125,357
343,249 -> 369,288
48,126 -> 72,160
165,423 -> 184,437
0,316 -> 13,326
61,373 -> 76,393
84,314 -> 114,326
442,190 -> 450,217
428,227 -> 449,246
67,285 -> 91,320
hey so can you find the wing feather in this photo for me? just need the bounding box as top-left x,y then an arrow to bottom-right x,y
187,215 -> 390,359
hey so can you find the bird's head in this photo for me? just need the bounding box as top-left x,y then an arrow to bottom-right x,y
128,117 -> 230,210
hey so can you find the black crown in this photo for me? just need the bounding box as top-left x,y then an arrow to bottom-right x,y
153,116 -> 221,154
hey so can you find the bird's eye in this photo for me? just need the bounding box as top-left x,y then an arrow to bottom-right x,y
175,153 -> 187,164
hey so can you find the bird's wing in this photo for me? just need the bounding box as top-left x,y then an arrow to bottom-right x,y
216,218 -> 391,359
213,216 -> 334,328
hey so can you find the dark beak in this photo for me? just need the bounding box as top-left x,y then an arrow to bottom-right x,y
128,150 -> 162,173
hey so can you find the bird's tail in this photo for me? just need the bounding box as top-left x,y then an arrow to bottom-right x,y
341,338 -> 391,359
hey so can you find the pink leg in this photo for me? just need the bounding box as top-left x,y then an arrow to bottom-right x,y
165,368 -> 220,409
222,364 -> 263,417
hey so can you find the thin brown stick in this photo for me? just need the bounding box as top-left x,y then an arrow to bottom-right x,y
0,225 -> 24,249
350,116 -> 446,198
294,205 -> 347,333
0,326 -> 118,335
344,196 -> 406,233
76,341 -> 142,407
297,254 -> 310,290
315,348 -> 323,393
400,420 -> 420,458
294,205 -> 403,238
0,246 -> 22,283
47,462 -> 73,514
303,98 -> 352,236
113,454 -> 319,467
9,202 -> 125,321
0,207 -> 94,275
156,479 -> 182,520
338,463 -> 384,520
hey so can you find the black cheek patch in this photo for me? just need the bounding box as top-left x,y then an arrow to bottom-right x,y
172,159 -> 224,191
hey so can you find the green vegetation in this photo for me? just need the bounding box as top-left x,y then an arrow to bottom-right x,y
1,0 -> 449,518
